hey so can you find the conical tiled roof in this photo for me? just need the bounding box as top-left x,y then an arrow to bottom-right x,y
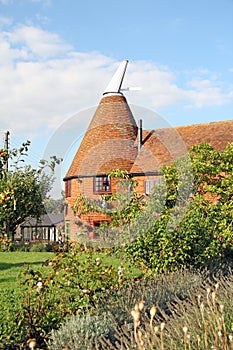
66,61 -> 138,177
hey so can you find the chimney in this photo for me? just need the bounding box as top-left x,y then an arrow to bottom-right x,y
138,119 -> 142,151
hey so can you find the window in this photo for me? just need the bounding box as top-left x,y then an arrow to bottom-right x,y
94,176 -> 111,193
145,178 -> 163,195
65,179 -> 71,197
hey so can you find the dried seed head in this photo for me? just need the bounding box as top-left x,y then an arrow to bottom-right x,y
229,334 -> 233,342
197,294 -> 201,305
200,302 -> 205,310
207,287 -> 211,297
219,304 -> 224,313
154,325 -> 159,333
160,322 -> 165,331
212,291 -> 216,303
183,326 -> 188,334
218,330 -> 222,338
131,309 -> 141,323
27,339 -> 36,349
138,301 -> 145,311
150,305 -> 157,318
215,282 -> 220,291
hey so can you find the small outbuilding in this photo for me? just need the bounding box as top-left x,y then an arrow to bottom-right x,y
20,213 -> 65,243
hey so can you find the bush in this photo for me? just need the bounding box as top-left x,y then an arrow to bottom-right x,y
47,265 -> 233,349
15,246 -> 128,348
48,312 -> 115,349
29,242 -> 47,252
106,271 -> 233,350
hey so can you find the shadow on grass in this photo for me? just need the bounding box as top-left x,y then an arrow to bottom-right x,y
0,261 -> 46,271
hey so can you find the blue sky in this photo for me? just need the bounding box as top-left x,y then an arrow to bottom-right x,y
0,0 -> 232,196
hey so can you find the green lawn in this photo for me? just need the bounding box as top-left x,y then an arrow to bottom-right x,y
0,251 -> 140,290
0,251 -> 54,289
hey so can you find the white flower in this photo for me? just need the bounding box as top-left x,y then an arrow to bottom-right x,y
118,265 -> 123,275
37,281 -> 43,289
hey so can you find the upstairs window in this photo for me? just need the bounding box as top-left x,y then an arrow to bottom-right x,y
94,176 -> 111,194
65,179 -> 71,197
145,178 -> 163,195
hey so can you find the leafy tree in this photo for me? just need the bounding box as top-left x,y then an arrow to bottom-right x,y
126,143 -> 233,272
0,141 -> 62,239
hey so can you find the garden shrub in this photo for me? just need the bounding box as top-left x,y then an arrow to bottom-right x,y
47,265 -> 233,349
98,268 -> 233,349
28,242 -> 47,252
14,246 -> 128,348
48,312 -> 115,349
125,143 -> 233,273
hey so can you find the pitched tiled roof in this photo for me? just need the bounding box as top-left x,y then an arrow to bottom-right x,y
131,120 -> 233,173
22,214 -> 64,227
65,94 -> 138,177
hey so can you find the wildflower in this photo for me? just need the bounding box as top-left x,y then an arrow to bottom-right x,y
118,265 -> 123,276
48,261 -> 53,266
96,257 -> 101,266
37,281 -> 42,289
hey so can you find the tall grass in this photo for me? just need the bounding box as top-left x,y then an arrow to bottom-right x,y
49,264 -> 233,349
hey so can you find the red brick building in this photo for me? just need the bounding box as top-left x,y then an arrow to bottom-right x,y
63,60 -> 233,241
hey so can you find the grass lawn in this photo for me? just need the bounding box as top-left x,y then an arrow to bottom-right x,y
0,250 -> 140,291
0,251 -> 54,290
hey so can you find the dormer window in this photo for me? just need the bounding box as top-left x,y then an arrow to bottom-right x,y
94,176 -> 111,194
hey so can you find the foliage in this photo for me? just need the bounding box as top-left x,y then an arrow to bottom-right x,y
14,246 -> 128,348
47,264 -> 233,350
72,169 -> 144,242
0,141 -> 62,239
43,195 -> 65,214
126,143 -> 233,272
48,312 -> 115,349
0,252 -> 54,349
0,288 -> 24,348
107,271 -> 233,350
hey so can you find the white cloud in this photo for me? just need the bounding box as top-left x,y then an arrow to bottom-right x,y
5,25 -> 72,58
186,79 -> 232,108
0,15 -> 13,27
0,23 -> 232,141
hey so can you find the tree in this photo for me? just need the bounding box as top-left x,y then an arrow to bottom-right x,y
0,141 -> 62,239
126,143 -> 233,272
